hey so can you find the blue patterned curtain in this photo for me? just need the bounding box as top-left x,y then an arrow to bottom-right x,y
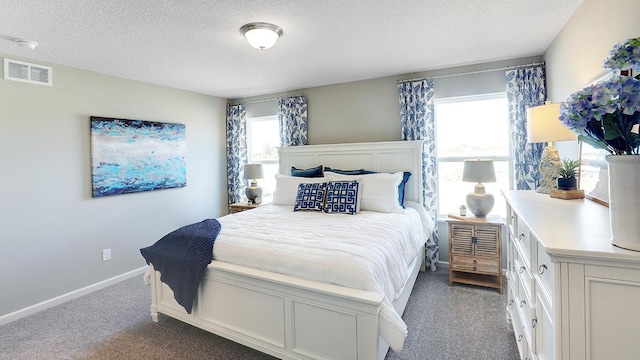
226,104 -> 248,204
278,95 -> 308,146
398,79 -> 439,271
506,65 -> 547,190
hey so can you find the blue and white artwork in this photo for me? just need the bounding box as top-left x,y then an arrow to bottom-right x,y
90,117 -> 186,197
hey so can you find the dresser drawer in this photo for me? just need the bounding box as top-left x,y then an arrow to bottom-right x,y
508,206 -> 517,237
535,282 -> 556,360
517,278 -> 534,347
535,238 -> 555,302
509,290 -> 528,360
516,257 -> 534,304
507,269 -> 519,300
451,255 -> 500,274
515,217 -> 532,269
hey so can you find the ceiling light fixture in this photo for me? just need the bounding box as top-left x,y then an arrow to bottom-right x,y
14,39 -> 38,50
240,22 -> 283,50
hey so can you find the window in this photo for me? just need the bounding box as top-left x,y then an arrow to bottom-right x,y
246,115 -> 280,200
435,94 -> 511,218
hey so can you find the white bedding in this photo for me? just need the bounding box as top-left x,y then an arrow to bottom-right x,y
212,202 -> 431,351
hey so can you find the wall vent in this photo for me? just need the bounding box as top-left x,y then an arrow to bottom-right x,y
3,58 -> 52,86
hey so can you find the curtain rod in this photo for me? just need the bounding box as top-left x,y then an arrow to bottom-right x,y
396,62 -> 545,84
242,97 -> 279,105
234,93 -> 306,105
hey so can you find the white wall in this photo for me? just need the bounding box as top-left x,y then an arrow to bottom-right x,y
236,56 -> 542,145
546,0 -> 640,159
0,55 -> 227,320
546,0 -> 640,103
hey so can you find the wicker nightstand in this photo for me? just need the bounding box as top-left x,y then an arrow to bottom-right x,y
228,202 -> 259,214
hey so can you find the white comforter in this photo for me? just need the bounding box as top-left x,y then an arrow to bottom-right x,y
212,202 -> 431,351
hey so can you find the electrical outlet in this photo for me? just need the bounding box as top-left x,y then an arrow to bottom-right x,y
102,248 -> 111,262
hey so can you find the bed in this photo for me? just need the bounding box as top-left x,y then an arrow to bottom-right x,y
146,140 -> 432,360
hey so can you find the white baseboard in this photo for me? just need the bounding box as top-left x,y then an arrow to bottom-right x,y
0,266 -> 147,326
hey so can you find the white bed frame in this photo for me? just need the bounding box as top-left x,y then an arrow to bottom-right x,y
148,140 -> 426,360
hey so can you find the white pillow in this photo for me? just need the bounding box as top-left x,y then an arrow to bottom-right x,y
325,171 -> 404,213
272,174 -> 328,206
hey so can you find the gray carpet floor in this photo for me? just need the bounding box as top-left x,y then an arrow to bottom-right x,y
0,271 -> 518,360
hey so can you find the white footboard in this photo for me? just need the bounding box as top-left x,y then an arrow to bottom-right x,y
149,242 -> 425,360
150,262 -> 386,360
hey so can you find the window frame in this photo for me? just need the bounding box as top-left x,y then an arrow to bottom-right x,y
434,92 -> 513,218
246,115 -> 280,202
246,115 -> 279,165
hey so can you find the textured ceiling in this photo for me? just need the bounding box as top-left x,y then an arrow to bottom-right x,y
0,0 -> 583,99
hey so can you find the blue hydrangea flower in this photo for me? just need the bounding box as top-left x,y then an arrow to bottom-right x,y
560,74 -> 640,155
603,37 -> 640,73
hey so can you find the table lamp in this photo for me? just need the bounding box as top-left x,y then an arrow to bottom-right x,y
243,163 -> 264,204
462,159 -> 496,218
526,102 -> 576,194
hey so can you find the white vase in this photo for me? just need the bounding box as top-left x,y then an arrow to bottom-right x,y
607,155 -> 640,252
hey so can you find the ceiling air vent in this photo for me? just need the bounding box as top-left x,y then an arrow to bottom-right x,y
4,58 -> 52,86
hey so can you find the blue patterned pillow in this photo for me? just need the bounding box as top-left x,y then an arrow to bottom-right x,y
293,182 -> 327,211
323,180 -> 361,215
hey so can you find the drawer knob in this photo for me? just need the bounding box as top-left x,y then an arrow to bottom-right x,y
519,300 -> 526,307
517,334 -> 523,342
473,259 -> 477,264
508,299 -> 514,306
518,233 -> 525,241
473,266 -> 477,271
519,266 -> 526,274
532,318 -> 538,328
538,264 -> 547,274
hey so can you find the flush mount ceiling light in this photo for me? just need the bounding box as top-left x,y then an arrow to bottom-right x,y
14,39 -> 38,49
0,34 -> 38,50
240,22 -> 283,50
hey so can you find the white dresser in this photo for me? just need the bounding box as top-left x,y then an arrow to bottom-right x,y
503,190 -> 640,360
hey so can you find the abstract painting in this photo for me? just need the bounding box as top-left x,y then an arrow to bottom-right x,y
90,116 -> 186,197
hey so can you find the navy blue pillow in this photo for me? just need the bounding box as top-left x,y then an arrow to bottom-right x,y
325,168 -> 411,208
324,167 -> 373,175
398,172 -> 411,208
291,165 -> 324,178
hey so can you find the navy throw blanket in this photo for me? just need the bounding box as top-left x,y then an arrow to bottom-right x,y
140,219 -> 221,314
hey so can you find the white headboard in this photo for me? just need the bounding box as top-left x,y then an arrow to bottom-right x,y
278,140 -> 424,204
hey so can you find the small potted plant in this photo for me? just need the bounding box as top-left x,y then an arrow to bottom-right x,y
557,158 -> 580,190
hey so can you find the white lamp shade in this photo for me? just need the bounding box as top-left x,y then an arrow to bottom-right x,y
526,103 -> 576,143
462,159 -> 496,183
240,23 -> 283,50
243,164 -> 264,179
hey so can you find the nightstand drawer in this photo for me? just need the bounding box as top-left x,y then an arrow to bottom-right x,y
451,255 -> 500,274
